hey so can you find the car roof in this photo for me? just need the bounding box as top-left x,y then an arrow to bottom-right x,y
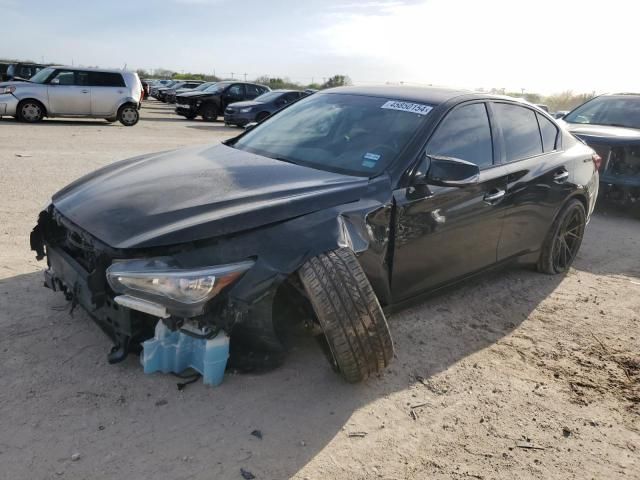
45,65 -> 136,75
324,85 -> 473,105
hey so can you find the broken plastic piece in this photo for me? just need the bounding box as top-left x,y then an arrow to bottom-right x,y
141,321 -> 229,386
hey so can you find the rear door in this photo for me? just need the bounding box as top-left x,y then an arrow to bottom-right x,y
491,102 -> 571,260
89,72 -> 127,116
391,101 -> 510,300
46,69 -> 91,115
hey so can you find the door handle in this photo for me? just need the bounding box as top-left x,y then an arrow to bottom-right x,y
553,170 -> 569,183
81,89 -> 89,93
483,189 -> 505,204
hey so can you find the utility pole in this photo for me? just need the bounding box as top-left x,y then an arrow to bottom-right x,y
231,72 -> 234,79
243,73 -> 247,81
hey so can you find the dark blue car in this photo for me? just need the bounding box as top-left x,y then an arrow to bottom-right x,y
224,89 -> 308,126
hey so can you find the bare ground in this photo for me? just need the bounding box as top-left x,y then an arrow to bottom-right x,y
0,102 -> 638,480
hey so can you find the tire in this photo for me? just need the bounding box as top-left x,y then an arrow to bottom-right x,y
17,100 -> 45,123
117,104 -> 139,127
256,111 -> 270,122
298,248 -> 394,383
537,199 -> 586,274
184,113 -> 197,120
201,104 -> 218,122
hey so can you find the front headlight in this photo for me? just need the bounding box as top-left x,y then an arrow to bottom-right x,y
106,258 -> 254,305
2,85 -> 16,94
240,107 -> 253,113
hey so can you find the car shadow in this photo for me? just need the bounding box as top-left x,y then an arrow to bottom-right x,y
0,264 -> 563,478
0,117 -> 114,126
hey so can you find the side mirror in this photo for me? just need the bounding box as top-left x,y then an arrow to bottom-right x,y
244,122 -> 258,130
422,155 -> 480,187
50,78 -> 60,85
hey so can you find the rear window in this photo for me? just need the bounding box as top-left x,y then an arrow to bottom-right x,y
537,113 -> 559,152
494,103 -> 543,161
89,72 -> 126,87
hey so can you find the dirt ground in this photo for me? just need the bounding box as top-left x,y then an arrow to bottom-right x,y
0,101 -> 638,480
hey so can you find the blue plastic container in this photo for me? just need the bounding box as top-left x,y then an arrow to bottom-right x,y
141,321 -> 230,386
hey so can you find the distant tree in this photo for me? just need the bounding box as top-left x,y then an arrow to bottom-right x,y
136,68 -> 151,79
322,75 -> 351,89
152,68 -> 175,79
543,90 -> 595,112
253,75 -> 302,90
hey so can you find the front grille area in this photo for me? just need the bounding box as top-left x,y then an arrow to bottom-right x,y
607,145 -> 640,177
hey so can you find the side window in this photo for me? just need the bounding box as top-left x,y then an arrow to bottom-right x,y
245,85 -> 263,98
537,113 -> 559,152
426,103 -> 494,168
76,71 -> 89,86
228,84 -> 245,98
283,92 -> 300,103
50,70 -> 75,85
494,103 -> 543,161
88,72 -> 126,87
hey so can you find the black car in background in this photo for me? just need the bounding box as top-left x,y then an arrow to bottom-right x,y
224,89 -> 308,126
163,80 -> 205,104
560,93 -> 640,207
175,81 -> 270,121
156,80 -> 203,102
166,81 -> 216,105
31,86 -> 599,383
3,62 -> 48,81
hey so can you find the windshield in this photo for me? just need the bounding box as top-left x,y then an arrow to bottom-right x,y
195,82 -> 214,91
254,91 -> 287,103
28,67 -> 55,84
204,83 -> 227,93
233,93 -> 432,177
564,96 -> 640,129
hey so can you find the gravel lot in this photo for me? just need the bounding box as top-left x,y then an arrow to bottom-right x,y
0,101 -> 638,480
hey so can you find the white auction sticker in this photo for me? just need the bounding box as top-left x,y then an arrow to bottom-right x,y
381,100 -> 433,115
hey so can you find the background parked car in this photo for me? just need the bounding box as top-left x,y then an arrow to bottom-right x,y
150,79 -> 175,97
554,110 -> 569,119
560,93 -> 640,207
141,79 -> 151,99
224,89 -> 308,126
175,81 -> 270,121
0,66 -> 143,126
164,80 -> 205,104
3,62 -> 48,81
156,80 -> 202,102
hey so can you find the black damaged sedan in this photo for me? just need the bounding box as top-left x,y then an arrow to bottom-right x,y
31,87 -> 599,383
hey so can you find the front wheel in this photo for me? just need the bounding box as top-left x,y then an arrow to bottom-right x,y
538,199 -> 586,274
298,248 -> 394,383
18,100 -> 45,123
117,104 -> 139,126
201,104 -> 218,122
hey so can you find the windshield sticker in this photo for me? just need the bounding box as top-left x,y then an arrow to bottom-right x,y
362,152 -> 381,168
381,100 -> 433,115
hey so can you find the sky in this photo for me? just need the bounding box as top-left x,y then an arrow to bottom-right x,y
2,0 -> 639,94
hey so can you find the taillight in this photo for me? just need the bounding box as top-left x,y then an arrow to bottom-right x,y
592,152 -> 602,171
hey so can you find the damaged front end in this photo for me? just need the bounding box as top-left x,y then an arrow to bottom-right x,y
30,206 -> 254,366
593,143 -> 640,206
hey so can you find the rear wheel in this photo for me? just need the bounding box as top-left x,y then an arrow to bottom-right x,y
298,248 -> 394,383
538,199 -> 586,274
201,104 -> 218,122
17,100 -> 45,123
117,104 -> 139,126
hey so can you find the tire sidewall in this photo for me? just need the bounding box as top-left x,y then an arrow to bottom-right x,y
18,100 -> 44,123
539,199 -> 586,274
117,104 -> 139,127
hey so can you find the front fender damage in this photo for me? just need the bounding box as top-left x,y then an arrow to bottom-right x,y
31,180 -> 395,371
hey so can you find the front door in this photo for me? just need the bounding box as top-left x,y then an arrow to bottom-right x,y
391,102 -> 509,301
222,84 -> 246,110
46,69 -> 91,115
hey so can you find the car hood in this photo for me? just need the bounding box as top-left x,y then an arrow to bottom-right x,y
562,122 -> 640,146
51,144 -> 369,249
227,100 -> 263,109
177,91 -> 214,99
0,80 -> 29,87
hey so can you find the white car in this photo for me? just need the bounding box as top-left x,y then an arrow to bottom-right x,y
0,66 -> 143,126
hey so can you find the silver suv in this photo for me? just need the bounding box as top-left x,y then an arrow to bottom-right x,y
0,66 -> 143,126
